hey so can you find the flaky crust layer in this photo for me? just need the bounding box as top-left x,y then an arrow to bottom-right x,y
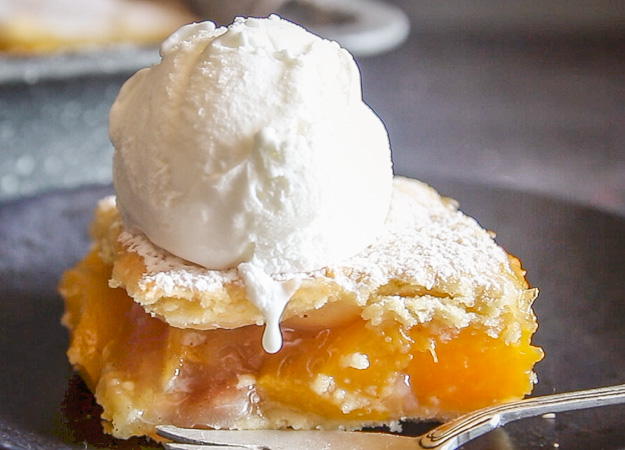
92,176 -> 537,343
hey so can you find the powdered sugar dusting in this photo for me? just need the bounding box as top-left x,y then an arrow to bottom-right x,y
339,178 -> 508,294
118,230 -> 239,297
116,177 -> 510,303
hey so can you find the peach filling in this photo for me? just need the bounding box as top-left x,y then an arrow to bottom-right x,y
61,249 -> 542,438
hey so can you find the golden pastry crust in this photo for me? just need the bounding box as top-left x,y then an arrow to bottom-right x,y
96,176 -> 537,344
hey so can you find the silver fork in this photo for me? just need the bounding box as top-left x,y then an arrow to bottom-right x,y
157,383 -> 625,450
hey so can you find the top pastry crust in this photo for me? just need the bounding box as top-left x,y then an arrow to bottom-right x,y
93,176 -> 537,343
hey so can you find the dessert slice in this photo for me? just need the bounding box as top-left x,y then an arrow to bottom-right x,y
60,15 -> 542,441
60,177 -> 542,439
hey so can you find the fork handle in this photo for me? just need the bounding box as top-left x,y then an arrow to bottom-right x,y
418,383 -> 625,450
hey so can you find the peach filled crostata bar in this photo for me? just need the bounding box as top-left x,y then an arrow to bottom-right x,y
60,177 -> 542,439
59,16 -> 542,440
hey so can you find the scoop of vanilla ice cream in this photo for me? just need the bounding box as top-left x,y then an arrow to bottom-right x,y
110,15 -> 393,276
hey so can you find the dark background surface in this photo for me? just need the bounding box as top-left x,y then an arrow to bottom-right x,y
1,1 -> 625,448
364,0 -> 625,217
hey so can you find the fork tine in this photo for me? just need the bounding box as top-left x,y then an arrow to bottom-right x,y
157,425 -> 222,444
157,426 -> 269,447
163,444 -> 254,450
156,426 -> 417,450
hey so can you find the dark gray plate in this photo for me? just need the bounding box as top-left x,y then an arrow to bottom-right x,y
1,176 -> 624,449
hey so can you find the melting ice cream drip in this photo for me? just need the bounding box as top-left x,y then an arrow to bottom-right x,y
237,260 -> 301,353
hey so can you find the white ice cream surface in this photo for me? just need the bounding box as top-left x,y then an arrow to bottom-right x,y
110,16 -> 393,352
